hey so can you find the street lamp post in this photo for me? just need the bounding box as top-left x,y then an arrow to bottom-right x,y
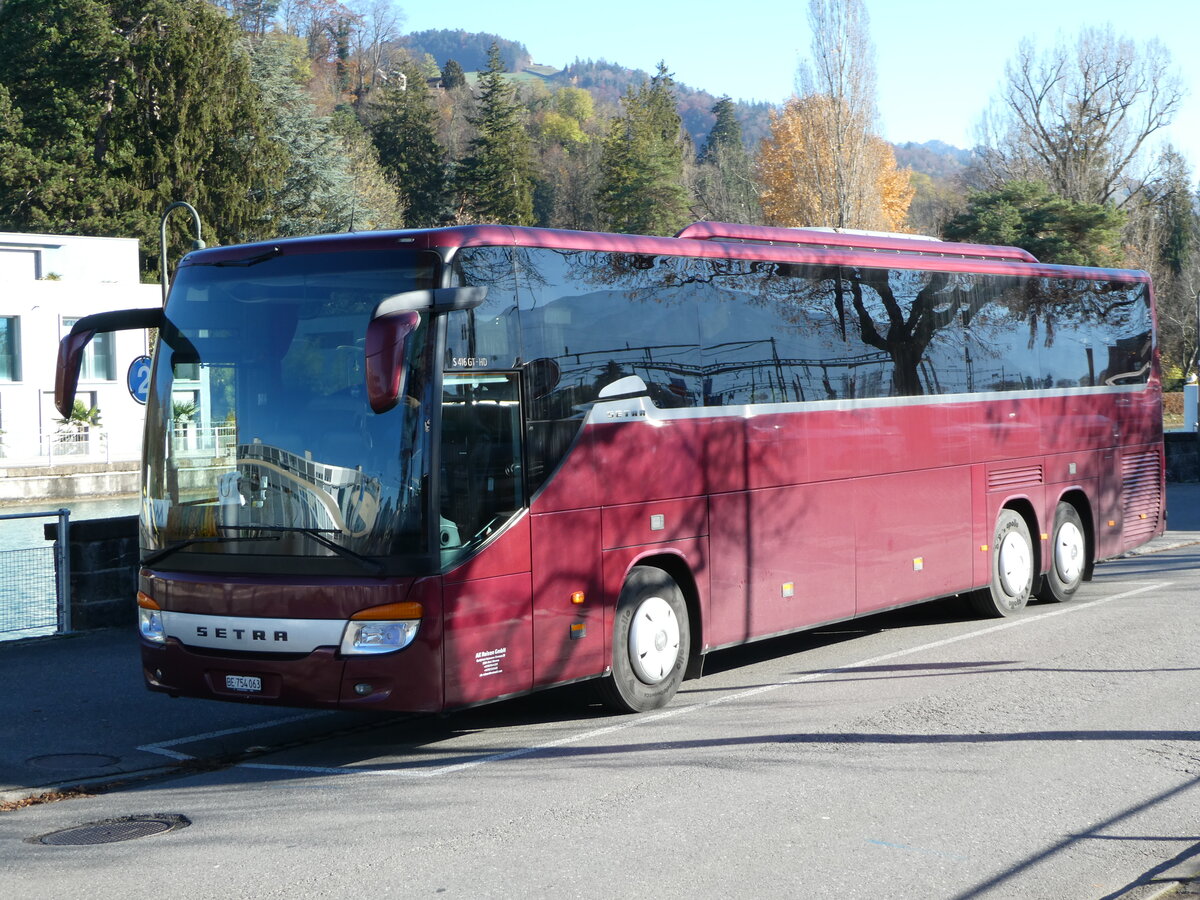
159,201 -> 206,305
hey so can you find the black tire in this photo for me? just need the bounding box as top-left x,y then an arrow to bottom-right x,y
597,566 -> 690,713
1037,502 -> 1087,603
970,509 -> 1034,618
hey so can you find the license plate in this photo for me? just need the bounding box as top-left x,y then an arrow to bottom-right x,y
225,674 -> 262,693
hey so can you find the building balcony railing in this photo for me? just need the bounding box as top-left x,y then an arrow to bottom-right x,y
0,427 -> 123,467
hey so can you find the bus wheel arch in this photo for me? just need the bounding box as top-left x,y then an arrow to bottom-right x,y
597,559 -> 697,713
971,503 -> 1038,618
1037,493 -> 1092,603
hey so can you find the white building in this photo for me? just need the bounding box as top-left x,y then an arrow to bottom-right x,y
0,232 -> 161,464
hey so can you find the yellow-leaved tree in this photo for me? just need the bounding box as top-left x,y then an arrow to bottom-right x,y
758,0 -> 914,232
758,96 -> 914,232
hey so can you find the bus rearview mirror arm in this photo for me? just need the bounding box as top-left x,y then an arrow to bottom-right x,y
364,287 -> 488,414
370,286 -> 488,319
55,308 -> 163,418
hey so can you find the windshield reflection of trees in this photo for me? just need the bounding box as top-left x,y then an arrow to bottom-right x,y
477,248 -> 1151,406
151,295 -> 430,557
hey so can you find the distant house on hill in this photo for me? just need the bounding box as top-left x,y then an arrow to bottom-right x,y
0,233 -> 160,466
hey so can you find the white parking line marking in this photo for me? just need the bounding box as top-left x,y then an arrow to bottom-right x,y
230,582 -> 1169,779
137,711 -> 332,760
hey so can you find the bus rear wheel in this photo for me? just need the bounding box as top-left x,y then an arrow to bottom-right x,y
597,566 -> 690,713
970,509 -> 1034,618
1037,502 -> 1087,603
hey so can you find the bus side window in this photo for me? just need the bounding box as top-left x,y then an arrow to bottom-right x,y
439,372 -> 524,564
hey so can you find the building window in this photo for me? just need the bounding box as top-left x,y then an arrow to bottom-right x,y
62,317 -> 116,381
0,316 -> 20,381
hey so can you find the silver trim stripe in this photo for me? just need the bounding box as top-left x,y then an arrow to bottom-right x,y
585,383 -> 1152,425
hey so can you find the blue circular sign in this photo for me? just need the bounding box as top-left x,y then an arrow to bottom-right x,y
127,355 -> 152,405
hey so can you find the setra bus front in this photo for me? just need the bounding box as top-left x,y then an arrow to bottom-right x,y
57,239 -> 490,712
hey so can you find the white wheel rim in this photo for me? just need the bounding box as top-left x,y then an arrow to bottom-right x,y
998,530 -> 1032,597
628,595 -> 681,685
1054,521 -> 1085,583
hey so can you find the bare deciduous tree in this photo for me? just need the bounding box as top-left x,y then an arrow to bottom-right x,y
348,0 -> 404,106
794,0 -> 878,229
976,26 -> 1183,207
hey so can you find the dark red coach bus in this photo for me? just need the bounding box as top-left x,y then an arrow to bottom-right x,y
56,221 -> 1164,713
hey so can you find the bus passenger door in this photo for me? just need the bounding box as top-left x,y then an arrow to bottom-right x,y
439,372 -> 535,707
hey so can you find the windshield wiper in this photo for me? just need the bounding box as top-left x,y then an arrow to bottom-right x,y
206,246 -> 282,267
219,525 -> 385,575
142,535 -> 280,567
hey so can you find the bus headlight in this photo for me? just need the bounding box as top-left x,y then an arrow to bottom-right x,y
340,602 -> 423,656
137,592 -> 166,644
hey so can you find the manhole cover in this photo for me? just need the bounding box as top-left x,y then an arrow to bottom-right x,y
26,754 -> 121,771
27,814 -> 191,846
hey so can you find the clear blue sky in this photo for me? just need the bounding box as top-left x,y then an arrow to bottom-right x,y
400,0 -> 1199,169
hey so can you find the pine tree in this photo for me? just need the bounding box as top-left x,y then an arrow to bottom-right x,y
370,58 -> 449,227
695,96 -> 760,224
441,59 -> 467,90
700,97 -> 742,162
1154,149 -> 1197,278
943,181 -> 1125,267
250,34 -> 364,236
596,63 -> 690,236
1137,148 -> 1200,376
0,0 -> 286,275
457,44 -> 534,225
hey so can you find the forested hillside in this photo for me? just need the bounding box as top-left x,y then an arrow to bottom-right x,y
0,2 -> 795,280
2,1 -> 1193,380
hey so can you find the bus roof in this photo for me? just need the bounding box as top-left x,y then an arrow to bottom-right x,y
180,221 -> 1148,284
675,221 -> 1040,263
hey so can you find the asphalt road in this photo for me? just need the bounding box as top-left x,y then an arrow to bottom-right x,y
3,528 -> 1200,899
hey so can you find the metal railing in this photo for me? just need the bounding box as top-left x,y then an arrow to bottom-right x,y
0,427 -> 132,465
171,422 -> 237,457
0,509 -> 71,641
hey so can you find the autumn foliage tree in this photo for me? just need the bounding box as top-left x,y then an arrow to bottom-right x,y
757,94 -> 912,230
759,0 -> 913,232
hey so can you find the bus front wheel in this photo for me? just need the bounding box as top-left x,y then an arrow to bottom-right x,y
1037,502 -> 1087,603
970,509 -> 1034,618
598,566 -> 690,713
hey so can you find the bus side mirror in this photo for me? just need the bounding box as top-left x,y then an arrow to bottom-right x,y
365,311 -> 420,413
55,329 -> 95,418
524,357 -> 561,399
54,307 -> 163,417
364,287 -> 487,413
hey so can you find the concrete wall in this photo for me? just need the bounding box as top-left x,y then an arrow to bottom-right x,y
0,461 -> 140,502
45,515 -> 139,631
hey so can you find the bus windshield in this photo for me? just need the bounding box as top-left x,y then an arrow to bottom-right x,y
142,248 -> 438,573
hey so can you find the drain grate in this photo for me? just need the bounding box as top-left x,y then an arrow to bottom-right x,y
27,814 -> 191,846
26,754 -> 121,771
